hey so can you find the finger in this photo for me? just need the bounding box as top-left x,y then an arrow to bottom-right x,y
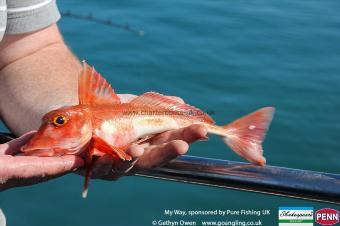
126,144 -> 144,158
91,155 -> 114,179
0,131 -> 37,155
118,94 -> 137,103
112,144 -> 144,175
148,124 -> 208,145
135,140 -> 189,170
93,145 -> 144,180
2,155 -> 84,182
102,157 -> 139,180
90,143 -> 144,178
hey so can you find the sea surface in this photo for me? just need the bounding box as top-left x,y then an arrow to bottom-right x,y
1,0 -> 339,225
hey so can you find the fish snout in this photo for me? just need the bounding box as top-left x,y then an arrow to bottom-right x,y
21,140 -> 87,157
21,144 -> 58,157
20,136 -> 62,157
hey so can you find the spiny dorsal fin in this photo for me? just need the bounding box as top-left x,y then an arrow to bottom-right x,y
130,92 -> 215,124
78,61 -> 121,105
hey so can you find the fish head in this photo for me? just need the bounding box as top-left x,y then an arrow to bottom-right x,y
21,106 -> 93,156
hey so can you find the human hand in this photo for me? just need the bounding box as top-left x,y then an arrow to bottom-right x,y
0,131 -> 83,191
89,94 -> 208,180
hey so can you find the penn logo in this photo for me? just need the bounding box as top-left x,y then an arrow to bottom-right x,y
315,208 -> 339,225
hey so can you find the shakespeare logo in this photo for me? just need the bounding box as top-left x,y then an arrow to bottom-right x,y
279,207 -> 314,226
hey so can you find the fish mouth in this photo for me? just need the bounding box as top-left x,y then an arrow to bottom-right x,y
21,147 -> 61,157
21,145 -> 85,157
21,135 -> 92,157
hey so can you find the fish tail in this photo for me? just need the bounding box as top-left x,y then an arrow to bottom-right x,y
219,107 -> 275,166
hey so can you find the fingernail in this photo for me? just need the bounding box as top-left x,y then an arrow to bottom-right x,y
199,136 -> 209,141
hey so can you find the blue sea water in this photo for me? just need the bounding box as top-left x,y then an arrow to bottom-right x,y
1,0 -> 340,225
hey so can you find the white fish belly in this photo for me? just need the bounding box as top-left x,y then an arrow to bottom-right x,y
94,119 -> 134,147
133,116 -> 180,138
94,116 -> 181,147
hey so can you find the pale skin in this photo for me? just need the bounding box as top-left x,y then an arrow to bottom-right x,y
0,24 -> 207,190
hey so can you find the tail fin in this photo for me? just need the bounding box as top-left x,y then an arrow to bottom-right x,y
222,107 -> 275,166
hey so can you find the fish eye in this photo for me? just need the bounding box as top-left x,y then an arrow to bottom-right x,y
52,115 -> 68,127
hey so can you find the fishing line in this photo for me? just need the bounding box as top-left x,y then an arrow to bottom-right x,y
61,10 -> 145,36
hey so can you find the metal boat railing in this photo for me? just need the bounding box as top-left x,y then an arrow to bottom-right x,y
1,132 -> 339,204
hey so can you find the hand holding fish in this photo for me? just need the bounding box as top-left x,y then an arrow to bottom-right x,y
0,131 -> 83,191
0,95 -> 207,190
89,94 -> 208,180
89,123 -> 207,180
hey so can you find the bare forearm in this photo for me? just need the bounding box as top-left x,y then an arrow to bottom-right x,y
0,25 -> 81,136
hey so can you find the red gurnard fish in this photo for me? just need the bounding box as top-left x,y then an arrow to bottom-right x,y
21,62 -> 275,197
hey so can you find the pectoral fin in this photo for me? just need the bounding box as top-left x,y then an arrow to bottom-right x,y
82,136 -> 133,198
92,135 -> 132,161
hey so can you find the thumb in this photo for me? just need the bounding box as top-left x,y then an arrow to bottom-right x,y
33,155 -> 85,177
5,155 -> 84,180
0,155 -> 84,190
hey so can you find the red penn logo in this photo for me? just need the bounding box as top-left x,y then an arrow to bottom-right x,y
315,208 -> 339,225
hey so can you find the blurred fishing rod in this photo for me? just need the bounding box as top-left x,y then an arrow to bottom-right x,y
1,132 -> 339,204
60,10 -> 144,36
